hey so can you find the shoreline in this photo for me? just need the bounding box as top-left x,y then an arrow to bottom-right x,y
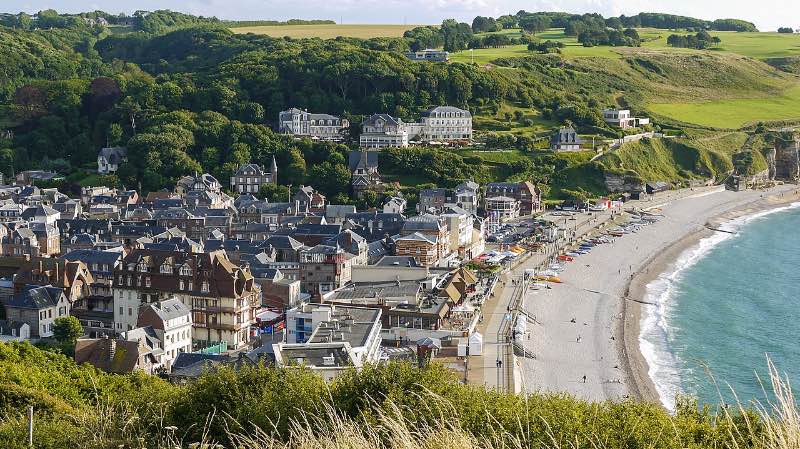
621,186 -> 800,406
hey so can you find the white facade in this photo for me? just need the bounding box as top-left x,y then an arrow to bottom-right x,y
419,106 -> 472,142
485,196 -> 520,222
602,109 -> 649,129
279,108 -> 349,141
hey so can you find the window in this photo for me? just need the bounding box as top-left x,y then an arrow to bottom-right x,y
179,265 -> 192,276
145,277 -> 151,288
179,280 -> 184,290
160,264 -> 173,274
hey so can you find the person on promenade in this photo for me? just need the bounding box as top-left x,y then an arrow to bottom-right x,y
582,375 -> 587,383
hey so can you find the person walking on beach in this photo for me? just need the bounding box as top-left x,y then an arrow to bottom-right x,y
582,375 -> 587,383
577,335 -> 582,343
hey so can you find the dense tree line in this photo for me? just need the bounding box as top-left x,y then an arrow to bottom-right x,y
778,27 -> 794,34
507,11 -> 757,33
528,40 -> 565,54
667,31 -> 722,49
578,28 -> 641,47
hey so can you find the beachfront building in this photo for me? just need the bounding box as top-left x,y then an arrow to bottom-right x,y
602,109 -> 650,129
484,195 -> 520,224
485,181 -> 542,216
550,126 -> 584,152
278,108 -> 349,141
230,159 -> 277,194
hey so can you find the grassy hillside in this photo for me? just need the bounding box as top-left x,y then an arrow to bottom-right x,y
0,341 -> 793,449
230,24 -> 422,38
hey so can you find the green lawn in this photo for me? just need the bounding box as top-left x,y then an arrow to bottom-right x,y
452,28 -> 800,65
641,30 -> 800,60
649,85 -> 800,128
230,24 -> 421,39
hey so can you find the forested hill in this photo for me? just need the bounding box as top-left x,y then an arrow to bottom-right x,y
0,9 -> 795,204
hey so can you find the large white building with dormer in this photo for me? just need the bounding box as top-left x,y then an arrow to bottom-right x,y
279,108 -> 349,141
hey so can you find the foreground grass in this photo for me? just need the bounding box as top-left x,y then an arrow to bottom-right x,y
230,24 -> 422,39
2,342 -> 800,448
649,85 -> 800,128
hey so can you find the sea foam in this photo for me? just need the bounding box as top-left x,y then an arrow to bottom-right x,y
639,200 -> 800,411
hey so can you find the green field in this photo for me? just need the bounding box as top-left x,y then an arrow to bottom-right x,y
649,85 -> 800,128
450,28 -> 800,64
230,24 -> 421,39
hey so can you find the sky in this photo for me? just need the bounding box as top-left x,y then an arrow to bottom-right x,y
3,0 -> 797,31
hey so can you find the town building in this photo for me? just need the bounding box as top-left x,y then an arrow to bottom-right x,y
230,159 -> 277,194
349,149 -> 382,198
135,298 -> 193,370
97,147 -> 128,174
550,126 -> 584,152
114,249 -> 260,351
278,304 -> 382,379
0,320 -> 30,342
74,335 -> 159,374
299,244 -> 353,300
382,196 -> 407,214
4,285 -> 70,338
278,108 -> 349,141
293,186 -> 326,213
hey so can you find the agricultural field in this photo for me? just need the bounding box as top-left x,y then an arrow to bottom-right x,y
649,85 -> 800,128
230,24 -> 421,39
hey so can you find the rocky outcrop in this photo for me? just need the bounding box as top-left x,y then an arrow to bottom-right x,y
774,137 -> 800,181
604,172 -> 644,193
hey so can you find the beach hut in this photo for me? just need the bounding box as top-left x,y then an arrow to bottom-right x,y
469,332 -> 483,355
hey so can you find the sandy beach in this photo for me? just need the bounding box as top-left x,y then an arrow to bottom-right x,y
517,184 -> 800,403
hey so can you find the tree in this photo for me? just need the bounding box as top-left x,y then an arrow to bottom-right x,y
283,148 -> 307,186
519,15 -> 551,35
0,149 -> 14,178
53,316 -> 83,344
259,183 -> 290,202
13,85 -> 47,121
778,27 -> 794,33
308,161 -> 351,198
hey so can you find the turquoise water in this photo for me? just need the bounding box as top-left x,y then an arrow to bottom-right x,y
641,204 -> 800,410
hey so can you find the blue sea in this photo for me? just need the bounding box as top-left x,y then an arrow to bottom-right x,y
640,203 -> 800,411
